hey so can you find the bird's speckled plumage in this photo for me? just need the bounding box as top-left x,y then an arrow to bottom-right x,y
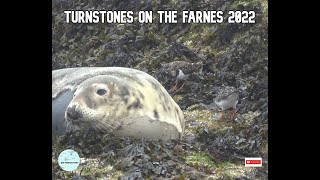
214,86 -> 239,111
160,61 -> 203,79
160,61 -> 203,93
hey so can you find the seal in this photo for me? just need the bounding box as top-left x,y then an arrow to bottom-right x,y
52,67 -> 185,140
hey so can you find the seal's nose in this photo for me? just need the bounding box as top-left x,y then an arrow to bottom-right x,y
66,105 -> 81,121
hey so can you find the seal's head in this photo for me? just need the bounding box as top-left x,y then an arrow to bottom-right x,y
65,75 -> 130,132
55,67 -> 185,140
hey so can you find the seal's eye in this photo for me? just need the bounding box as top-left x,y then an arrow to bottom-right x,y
97,89 -> 107,96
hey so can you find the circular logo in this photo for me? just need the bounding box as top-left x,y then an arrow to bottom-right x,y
58,149 -> 80,171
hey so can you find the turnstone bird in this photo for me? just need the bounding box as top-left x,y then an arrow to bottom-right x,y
160,61 -> 203,93
214,86 -> 239,120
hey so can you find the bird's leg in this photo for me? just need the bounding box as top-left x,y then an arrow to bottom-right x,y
173,80 -> 186,94
220,111 -> 225,120
229,108 -> 238,120
169,80 -> 179,93
217,107 -> 225,120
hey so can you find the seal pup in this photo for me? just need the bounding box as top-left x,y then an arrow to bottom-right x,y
52,67 -> 185,140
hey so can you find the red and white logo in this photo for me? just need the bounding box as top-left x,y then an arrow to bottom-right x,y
245,158 -> 262,167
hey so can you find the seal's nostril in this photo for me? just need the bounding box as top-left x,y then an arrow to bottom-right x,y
66,105 -> 81,120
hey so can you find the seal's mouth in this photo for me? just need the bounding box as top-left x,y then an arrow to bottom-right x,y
65,118 -> 91,132
65,106 -> 82,120
64,106 -> 113,133
65,115 -> 91,127
67,119 -> 87,125
64,106 -> 90,131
